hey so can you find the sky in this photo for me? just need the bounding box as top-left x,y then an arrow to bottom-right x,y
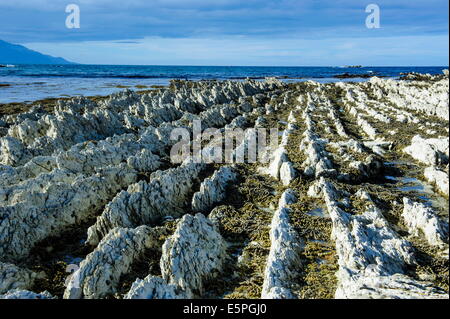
0,0 -> 448,66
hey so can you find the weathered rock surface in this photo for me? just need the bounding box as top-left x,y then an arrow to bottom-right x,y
192,166 -> 237,213
403,198 -> 448,247
0,290 -> 54,299
1,165 -> 137,262
309,178 -> 448,299
86,162 -> 204,246
336,272 -> 448,299
64,226 -> 161,299
424,166 -> 449,197
1,74 -> 448,299
161,214 -> 227,296
0,262 -> 41,294
279,161 -> 297,186
262,189 -> 302,299
404,135 -> 449,166
125,276 -> 188,299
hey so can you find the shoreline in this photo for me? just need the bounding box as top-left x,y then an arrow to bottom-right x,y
0,71 -> 448,300
0,75 -> 399,115
0,86 -> 165,117
2,65 -> 447,105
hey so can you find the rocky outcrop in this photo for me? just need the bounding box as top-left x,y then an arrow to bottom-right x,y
125,276 -> 188,299
262,190 -> 302,299
336,272 -> 448,299
259,147 -> 288,180
279,161 -> 297,186
0,165 -> 137,262
86,162 -> 205,246
0,79 -> 283,168
424,166 -> 449,197
0,262 -> 41,294
0,290 -> 54,299
367,76 -> 449,120
161,214 -> 227,297
64,226 -> 161,299
402,198 -> 448,247
404,136 -> 449,166
192,166 -> 237,213
309,178 -> 448,299
1,75 -> 448,299
300,116 -> 336,178
259,111 -> 297,185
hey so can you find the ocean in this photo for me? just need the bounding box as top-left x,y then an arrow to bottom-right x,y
0,64 -> 447,103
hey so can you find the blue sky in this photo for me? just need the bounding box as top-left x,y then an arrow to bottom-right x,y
0,0 -> 448,65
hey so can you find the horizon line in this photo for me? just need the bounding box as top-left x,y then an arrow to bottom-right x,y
3,63 -> 449,68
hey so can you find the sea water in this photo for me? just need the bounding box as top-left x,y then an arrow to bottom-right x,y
0,64 -> 447,103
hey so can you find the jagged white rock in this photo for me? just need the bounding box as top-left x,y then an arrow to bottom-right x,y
300,130 -> 336,178
258,110 -> 298,182
279,161 -> 297,186
160,214 -> 227,296
86,162 -> 204,246
262,189 -> 302,299
402,198 -> 448,247
1,76 -> 449,299
0,165 -> 137,262
192,166 -> 237,213
0,289 -> 54,299
424,166 -> 449,196
0,262 -> 41,294
125,276 -> 188,299
64,225 -> 161,299
337,272 -> 448,299
404,135 -> 449,165
259,147 -> 288,180
0,79 -> 282,168
309,178 -> 448,299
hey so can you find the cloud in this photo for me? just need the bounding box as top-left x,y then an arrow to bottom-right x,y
1,0 -> 448,65
24,34 -> 449,66
0,0 -> 448,43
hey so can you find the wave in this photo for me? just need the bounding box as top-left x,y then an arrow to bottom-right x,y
8,73 -> 329,80
1,66 -> 447,82
11,73 -> 179,79
10,73 -> 281,80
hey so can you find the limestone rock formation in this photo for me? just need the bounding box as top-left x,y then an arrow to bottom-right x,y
161,214 -> 227,296
424,166 -> 449,197
0,290 -> 54,299
64,226 -> 161,299
86,162 -> 205,246
0,262 -> 41,294
404,136 -> 449,166
0,75 -> 448,299
125,276 -> 188,299
403,198 -> 448,247
262,190 -> 302,299
1,165 -> 137,262
192,166 -> 237,213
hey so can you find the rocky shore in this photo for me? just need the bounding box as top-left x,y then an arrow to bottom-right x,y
0,71 -> 448,299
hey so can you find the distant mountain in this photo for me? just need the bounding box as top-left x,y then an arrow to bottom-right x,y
0,39 -> 74,65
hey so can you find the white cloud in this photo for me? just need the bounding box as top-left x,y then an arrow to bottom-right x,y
24,34 -> 449,66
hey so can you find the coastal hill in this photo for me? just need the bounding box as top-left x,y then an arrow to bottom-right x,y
0,39 -> 73,65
